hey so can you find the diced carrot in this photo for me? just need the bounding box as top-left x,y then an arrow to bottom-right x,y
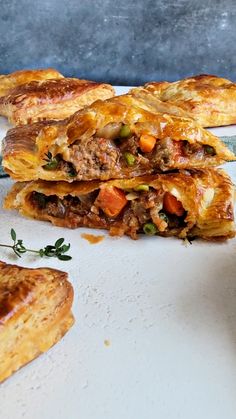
139,134 -> 157,153
96,186 -> 127,217
163,192 -> 185,216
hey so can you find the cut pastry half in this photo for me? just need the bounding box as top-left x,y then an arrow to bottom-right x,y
4,169 -> 235,241
142,74 -> 236,127
0,261 -> 74,383
2,94 -> 235,182
0,77 -> 115,125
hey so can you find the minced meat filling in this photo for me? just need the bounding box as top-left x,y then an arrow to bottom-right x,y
30,188 -> 187,239
43,133 -> 216,180
68,137 -> 122,179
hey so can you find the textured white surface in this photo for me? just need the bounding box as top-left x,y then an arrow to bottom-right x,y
1,88 -> 236,419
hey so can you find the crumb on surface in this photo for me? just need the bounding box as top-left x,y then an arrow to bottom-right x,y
81,233 -> 105,244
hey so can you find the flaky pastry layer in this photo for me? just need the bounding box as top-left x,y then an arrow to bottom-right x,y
4,169 -> 235,241
2,92 -> 235,182
142,74 -> 236,127
0,68 -> 63,98
0,261 -> 74,383
0,77 -> 115,125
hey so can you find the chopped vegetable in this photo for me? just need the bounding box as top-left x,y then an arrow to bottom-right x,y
204,145 -> 215,155
126,192 -> 139,200
134,184 -> 149,192
150,208 -> 168,232
139,134 -> 156,153
97,122 -> 122,139
120,124 -> 131,138
124,152 -> 136,166
163,192 -> 185,216
158,212 -> 169,223
67,165 -> 77,178
43,152 -> 60,170
96,186 -> 127,217
143,223 -> 157,235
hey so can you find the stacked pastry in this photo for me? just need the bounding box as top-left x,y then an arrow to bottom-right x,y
2,78 -> 236,241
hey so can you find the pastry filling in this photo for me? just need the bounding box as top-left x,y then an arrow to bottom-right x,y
42,123 -> 216,180
29,185 -> 188,239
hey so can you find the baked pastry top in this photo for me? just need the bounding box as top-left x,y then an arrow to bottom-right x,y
143,74 -> 236,127
4,168 -> 235,241
0,261 -> 74,383
0,77 -> 115,125
0,68 -> 63,98
2,92 -> 235,182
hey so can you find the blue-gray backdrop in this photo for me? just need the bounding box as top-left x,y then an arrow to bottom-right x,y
0,0 -> 235,85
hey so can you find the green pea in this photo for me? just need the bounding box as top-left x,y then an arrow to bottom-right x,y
143,223 -> 157,235
204,145 -> 215,155
124,152 -> 136,166
120,124 -> 131,138
134,184 -> 149,192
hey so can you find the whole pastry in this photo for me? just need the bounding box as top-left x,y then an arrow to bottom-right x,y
142,74 -> 236,127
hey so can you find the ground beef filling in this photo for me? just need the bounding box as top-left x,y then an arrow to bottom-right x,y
67,137 -> 121,180
44,135 -> 216,180
30,189 -> 187,239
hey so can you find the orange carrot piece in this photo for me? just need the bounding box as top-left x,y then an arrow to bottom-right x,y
163,192 -> 185,216
96,186 -> 127,217
139,134 -> 157,153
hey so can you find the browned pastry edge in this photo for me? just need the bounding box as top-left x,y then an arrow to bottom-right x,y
143,74 -> 236,127
0,77 -> 115,125
0,261 -> 74,383
2,92 -> 235,182
0,68 -> 64,98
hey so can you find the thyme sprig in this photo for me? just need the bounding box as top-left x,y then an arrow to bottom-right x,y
0,229 -> 72,261
43,151 -> 60,170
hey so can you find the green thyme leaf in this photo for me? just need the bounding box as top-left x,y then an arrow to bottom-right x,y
11,228 -> 16,242
55,238 -> 64,248
0,229 -> 72,261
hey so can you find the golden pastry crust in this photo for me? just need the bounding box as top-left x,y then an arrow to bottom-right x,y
0,261 -> 74,383
129,86 -> 191,118
0,78 -> 115,125
4,169 -> 235,241
0,68 -> 63,98
2,93 -> 235,182
143,74 -> 236,127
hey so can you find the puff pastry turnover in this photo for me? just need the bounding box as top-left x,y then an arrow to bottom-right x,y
0,68 -> 63,98
0,261 -> 74,383
0,77 -> 115,125
4,169 -> 235,241
143,74 -> 236,127
2,93 -> 235,182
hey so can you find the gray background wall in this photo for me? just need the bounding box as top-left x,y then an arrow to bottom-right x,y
0,0 -> 235,85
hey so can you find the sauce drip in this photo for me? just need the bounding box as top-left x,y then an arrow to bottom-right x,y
81,233 -> 104,244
